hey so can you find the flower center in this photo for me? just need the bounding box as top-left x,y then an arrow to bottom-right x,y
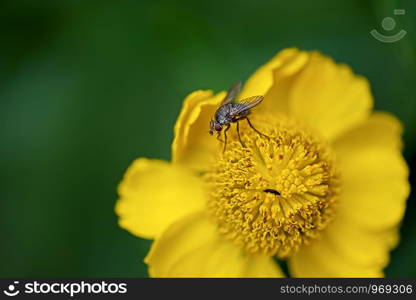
205,116 -> 340,258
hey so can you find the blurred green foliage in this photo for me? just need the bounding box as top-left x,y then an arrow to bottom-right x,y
0,0 -> 415,277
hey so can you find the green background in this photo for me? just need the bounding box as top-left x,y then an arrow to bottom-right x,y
1,0 -> 415,277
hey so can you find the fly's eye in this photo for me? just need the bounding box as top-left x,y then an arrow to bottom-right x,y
214,124 -> 222,131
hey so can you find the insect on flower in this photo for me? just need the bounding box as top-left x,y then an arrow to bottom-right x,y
209,81 -> 269,152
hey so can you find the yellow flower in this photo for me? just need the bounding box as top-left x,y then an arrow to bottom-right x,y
115,48 -> 410,277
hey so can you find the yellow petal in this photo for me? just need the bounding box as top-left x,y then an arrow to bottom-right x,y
172,90 -> 213,162
145,212 -> 284,277
288,113 -> 409,277
288,225 -> 396,277
290,199 -> 400,277
289,52 -> 373,141
239,48 -> 310,115
334,112 -> 403,151
333,113 -> 409,230
172,90 -> 226,172
115,158 -> 206,239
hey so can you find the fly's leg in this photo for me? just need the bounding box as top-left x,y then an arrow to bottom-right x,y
216,133 -> 224,143
236,121 -> 246,148
245,117 -> 270,139
223,124 -> 231,153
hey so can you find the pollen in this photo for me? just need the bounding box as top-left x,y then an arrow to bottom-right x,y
204,116 -> 340,258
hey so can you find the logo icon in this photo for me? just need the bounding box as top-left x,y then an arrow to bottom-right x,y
3,281 -> 20,297
371,9 -> 407,43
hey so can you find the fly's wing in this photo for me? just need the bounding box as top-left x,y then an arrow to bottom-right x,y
229,96 -> 264,117
220,81 -> 242,105
238,95 -> 264,109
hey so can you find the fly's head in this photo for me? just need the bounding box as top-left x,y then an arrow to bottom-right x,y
209,119 -> 222,135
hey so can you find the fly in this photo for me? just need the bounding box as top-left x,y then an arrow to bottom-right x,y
209,81 -> 269,152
